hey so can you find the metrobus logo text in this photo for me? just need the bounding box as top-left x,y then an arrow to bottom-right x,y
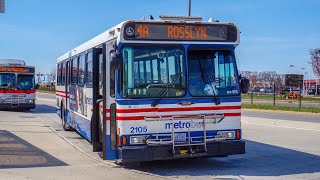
165,121 -> 203,129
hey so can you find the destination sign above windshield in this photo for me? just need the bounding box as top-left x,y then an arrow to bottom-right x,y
123,22 -> 238,42
0,67 -> 35,73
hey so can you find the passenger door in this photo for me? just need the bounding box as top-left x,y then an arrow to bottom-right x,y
91,48 -> 105,157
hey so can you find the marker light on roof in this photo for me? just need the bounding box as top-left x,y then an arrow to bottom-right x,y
148,15 -> 154,20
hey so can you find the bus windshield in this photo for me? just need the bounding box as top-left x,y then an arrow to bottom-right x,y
188,49 -> 239,97
17,75 -> 35,90
0,73 -> 16,90
120,46 -> 186,98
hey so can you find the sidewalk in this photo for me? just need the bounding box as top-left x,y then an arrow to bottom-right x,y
0,110 -> 166,180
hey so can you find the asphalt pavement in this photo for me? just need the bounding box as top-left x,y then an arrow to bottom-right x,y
0,92 -> 319,179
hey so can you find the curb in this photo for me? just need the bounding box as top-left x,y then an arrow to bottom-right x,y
242,108 -> 320,115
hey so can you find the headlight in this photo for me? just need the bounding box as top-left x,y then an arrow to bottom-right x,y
130,135 -> 149,145
25,99 -> 35,103
217,131 -> 235,139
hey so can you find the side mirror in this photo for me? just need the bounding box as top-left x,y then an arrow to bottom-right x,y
240,78 -> 250,94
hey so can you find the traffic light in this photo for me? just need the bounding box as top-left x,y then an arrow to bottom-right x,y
0,0 -> 5,13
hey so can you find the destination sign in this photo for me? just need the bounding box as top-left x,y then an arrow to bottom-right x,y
123,22 -> 238,42
0,67 -> 35,73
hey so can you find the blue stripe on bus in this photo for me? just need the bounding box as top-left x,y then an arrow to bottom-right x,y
57,108 -> 117,160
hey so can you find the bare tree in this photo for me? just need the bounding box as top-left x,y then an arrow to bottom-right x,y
259,71 -> 276,87
310,49 -> 320,78
239,71 -> 252,79
274,74 -> 285,91
46,67 -> 56,84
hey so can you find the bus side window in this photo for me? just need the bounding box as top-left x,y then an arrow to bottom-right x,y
61,62 -> 65,86
78,54 -> 86,86
68,59 -> 71,85
71,57 -> 78,85
57,63 -> 61,86
86,52 -> 93,87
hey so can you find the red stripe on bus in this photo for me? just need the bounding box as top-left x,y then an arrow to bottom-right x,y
115,105 -> 241,113
0,90 -> 36,94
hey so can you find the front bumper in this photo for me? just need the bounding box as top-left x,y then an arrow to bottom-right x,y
117,140 -> 245,164
0,103 -> 36,109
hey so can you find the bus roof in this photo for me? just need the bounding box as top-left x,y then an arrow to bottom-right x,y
57,22 -> 124,63
57,18 -> 240,63
0,59 -> 26,66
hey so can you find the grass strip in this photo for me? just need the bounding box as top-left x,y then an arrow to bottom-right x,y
242,94 -> 320,102
242,104 -> 320,113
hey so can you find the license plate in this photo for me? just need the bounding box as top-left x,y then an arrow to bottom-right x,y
174,133 -> 187,142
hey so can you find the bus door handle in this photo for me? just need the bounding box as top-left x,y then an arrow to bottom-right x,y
96,99 -> 103,104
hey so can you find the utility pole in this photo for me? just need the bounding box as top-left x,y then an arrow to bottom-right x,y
188,0 -> 191,16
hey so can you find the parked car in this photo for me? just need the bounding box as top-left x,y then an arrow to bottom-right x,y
259,87 -> 273,94
307,88 -> 320,95
265,88 -> 274,93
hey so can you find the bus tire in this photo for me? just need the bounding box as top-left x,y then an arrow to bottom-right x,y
61,104 -> 72,131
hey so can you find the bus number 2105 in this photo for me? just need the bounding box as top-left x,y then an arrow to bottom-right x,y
130,126 -> 148,133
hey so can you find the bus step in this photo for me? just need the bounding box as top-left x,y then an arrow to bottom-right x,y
173,142 -> 206,147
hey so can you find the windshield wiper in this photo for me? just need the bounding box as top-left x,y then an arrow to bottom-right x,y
151,72 -> 182,107
198,58 -> 220,105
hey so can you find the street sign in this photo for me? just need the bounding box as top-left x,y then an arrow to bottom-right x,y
285,74 -> 303,87
0,0 -> 5,13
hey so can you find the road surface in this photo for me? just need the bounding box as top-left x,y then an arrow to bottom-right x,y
0,92 -> 318,180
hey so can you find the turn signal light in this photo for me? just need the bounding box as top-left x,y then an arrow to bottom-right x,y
122,136 -> 127,145
236,130 -> 241,139
117,136 -> 121,146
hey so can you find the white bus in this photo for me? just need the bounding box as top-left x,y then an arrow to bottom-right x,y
56,16 -> 249,166
0,59 -> 36,110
